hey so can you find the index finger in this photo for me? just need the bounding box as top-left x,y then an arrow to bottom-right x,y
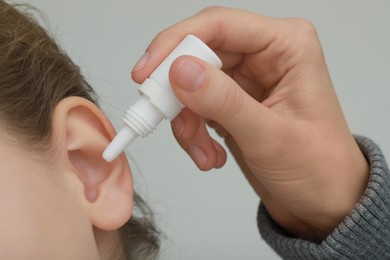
132,6 -> 279,83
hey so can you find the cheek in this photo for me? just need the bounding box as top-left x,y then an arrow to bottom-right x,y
0,169 -> 51,257
0,163 -> 93,259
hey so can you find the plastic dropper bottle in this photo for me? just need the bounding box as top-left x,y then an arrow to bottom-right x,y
102,35 -> 222,162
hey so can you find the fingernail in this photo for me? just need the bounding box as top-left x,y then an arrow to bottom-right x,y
175,58 -> 205,92
172,114 -> 185,138
132,52 -> 149,72
188,145 -> 208,169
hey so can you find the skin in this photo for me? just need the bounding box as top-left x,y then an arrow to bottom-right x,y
132,7 -> 370,241
0,97 -> 132,259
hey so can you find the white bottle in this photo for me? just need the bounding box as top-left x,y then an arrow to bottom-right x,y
102,35 -> 222,162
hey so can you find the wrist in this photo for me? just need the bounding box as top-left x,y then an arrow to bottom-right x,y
296,136 -> 370,241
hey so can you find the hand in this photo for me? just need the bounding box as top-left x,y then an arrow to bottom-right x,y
131,7 -> 369,241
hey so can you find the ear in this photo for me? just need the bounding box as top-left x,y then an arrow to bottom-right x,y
52,97 -> 133,231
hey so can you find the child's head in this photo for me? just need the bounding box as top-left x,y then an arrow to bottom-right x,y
0,1 -> 159,259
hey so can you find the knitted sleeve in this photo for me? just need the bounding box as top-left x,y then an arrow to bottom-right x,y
257,136 -> 390,259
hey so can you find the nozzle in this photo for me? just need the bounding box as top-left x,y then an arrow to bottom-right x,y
102,126 -> 138,162
103,94 -> 165,162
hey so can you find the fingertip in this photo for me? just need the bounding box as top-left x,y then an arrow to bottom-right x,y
213,140 -> 227,169
131,49 -> 170,84
131,52 -> 150,84
132,52 -> 149,73
187,144 -> 210,171
190,139 -> 225,171
171,114 -> 185,139
133,33 -> 188,84
131,66 -> 151,84
170,56 -> 206,94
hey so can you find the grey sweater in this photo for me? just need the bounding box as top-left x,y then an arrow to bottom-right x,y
257,136 -> 390,259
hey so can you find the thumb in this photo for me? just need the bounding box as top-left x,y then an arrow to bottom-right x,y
169,55 -> 275,146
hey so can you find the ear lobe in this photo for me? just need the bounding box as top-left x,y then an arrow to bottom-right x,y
52,97 -> 133,231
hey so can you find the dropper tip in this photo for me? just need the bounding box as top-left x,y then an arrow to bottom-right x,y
102,126 -> 138,162
102,145 -> 118,163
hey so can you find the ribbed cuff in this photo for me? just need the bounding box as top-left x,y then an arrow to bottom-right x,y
257,136 -> 390,259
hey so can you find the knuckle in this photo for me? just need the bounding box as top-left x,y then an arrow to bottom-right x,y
281,18 -> 322,59
200,6 -> 226,14
287,18 -> 318,39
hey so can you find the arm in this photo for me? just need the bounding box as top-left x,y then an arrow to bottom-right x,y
258,136 -> 390,259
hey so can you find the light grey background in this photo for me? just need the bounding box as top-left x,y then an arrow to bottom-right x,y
26,0 -> 390,259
